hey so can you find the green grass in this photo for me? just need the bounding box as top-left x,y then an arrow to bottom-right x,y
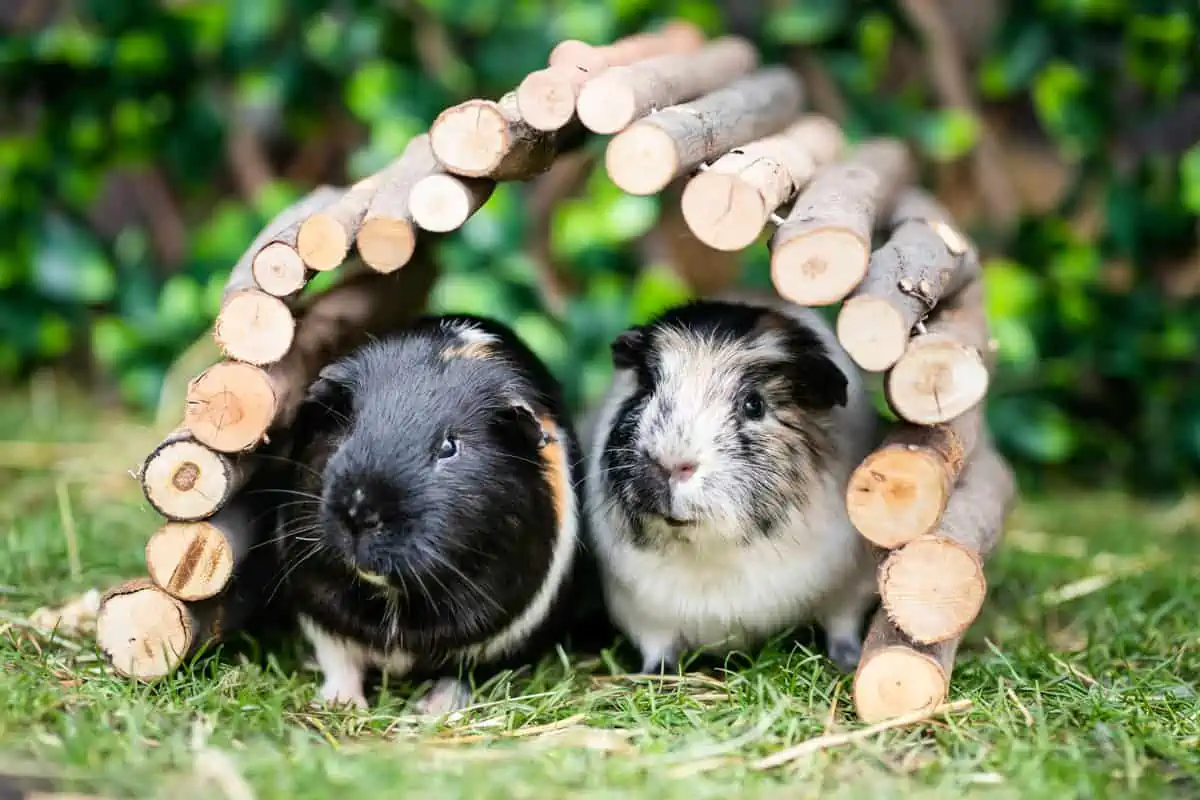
1,385 -> 1198,800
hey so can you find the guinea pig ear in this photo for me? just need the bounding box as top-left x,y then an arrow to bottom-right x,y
786,353 -> 849,410
497,399 -> 550,449
305,361 -> 355,413
611,327 -> 647,370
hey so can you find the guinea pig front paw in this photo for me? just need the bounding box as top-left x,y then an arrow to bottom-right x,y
826,637 -> 863,674
413,678 -> 473,717
316,680 -> 369,710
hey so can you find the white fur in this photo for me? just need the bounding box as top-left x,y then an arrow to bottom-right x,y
300,418 -> 580,707
585,295 -> 879,668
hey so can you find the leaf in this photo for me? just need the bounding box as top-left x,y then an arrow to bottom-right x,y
628,264 -> 693,326
982,258 -> 1041,320
90,316 -> 139,368
37,313 -> 72,358
32,214 -> 116,305
913,108 -> 981,162
767,1 -> 846,45
513,313 -> 568,373
993,397 -> 1078,465
1180,144 -> 1200,214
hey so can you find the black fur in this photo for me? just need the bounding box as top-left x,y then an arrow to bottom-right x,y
600,299 -> 849,546
275,314 -> 587,676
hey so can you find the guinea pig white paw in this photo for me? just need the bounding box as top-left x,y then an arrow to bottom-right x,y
414,678 -> 473,717
317,681 -> 368,710
827,638 -> 863,674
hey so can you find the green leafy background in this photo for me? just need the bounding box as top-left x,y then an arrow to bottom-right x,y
1,0 -> 1197,492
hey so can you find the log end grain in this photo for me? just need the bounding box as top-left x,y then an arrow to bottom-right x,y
430,100 -> 511,177
880,537 -> 987,645
213,290 -> 295,366
887,334 -> 990,425
680,168 -> 768,251
96,582 -> 192,681
185,361 -> 277,453
517,65 -> 590,132
252,242 -> 308,297
836,294 -> 911,372
846,445 -> 951,549
605,122 -> 678,196
356,217 -> 417,274
296,213 -> 351,272
409,174 -> 492,233
770,227 -> 870,307
576,74 -> 638,135
853,645 -> 949,724
146,521 -> 235,602
141,439 -> 232,521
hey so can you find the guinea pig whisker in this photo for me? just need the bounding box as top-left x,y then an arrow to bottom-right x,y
268,540 -> 325,605
424,549 -> 504,615
249,452 -> 326,481
254,488 -> 327,503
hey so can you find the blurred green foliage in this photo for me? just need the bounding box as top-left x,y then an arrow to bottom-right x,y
1,0 -> 1197,491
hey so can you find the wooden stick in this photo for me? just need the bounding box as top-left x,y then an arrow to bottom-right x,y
356,134 -> 443,274
139,428 -> 249,521
846,403 -> 983,549
605,66 -> 804,196
879,441 -> 1016,644
576,36 -> 760,135
516,22 -> 706,132
242,186 -> 342,298
295,174 -> 381,272
837,187 -> 982,372
212,289 -> 295,366
409,173 -> 495,233
769,139 -> 914,307
430,92 -> 583,181
95,577 -> 256,681
185,255 -> 438,453
885,278 -> 991,425
852,608 -> 960,723
145,500 -> 258,602
680,114 -> 845,251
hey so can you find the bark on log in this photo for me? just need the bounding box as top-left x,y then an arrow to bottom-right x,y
355,134 -> 442,274
429,92 -> 584,181
185,254 -> 438,453
408,173 -> 495,233
220,186 -> 340,299
680,114 -> 845,251
145,499 -> 258,602
769,139 -> 914,307
604,66 -> 804,196
575,37 -> 760,135
516,22 -> 706,132
95,575 -> 259,682
885,278 -> 991,425
212,289 -> 295,366
853,607 -> 959,723
846,403 -> 983,549
295,174 -> 381,272
139,427 -> 249,522
836,187 -> 982,372
879,440 -> 1016,645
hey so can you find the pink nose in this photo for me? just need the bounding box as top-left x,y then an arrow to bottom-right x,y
666,460 -> 697,483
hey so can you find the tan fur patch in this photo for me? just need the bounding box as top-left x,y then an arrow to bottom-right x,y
441,341 -> 494,360
538,414 -> 569,530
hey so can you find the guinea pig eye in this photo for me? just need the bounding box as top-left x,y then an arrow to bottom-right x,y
741,391 -> 766,421
438,435 -> 459,460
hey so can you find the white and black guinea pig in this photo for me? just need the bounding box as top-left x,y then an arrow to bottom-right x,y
585,294 -> 879,674
276,315 -> 584,714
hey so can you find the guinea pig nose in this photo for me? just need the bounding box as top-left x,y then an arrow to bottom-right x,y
653,458 -> 697,484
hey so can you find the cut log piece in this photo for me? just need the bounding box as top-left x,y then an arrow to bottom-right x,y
356,134 -> 442,274
769,139 -> 914,307
680,114 -> 845,251
879,441 -> 1016,644
409,173 -> 495,233
516,22 -> 706,132
296,174 -> 381,272
140,428 -> 249,521
605,66 -> 804,196
212,289 -> 295,366
430,92 -> 584,181
576,36 -> 760,135
885,278 -> 991,424
95,576 -> 259,682
232,186 -> 341,298
145,500 -> 258,602
837,187 -> 981,372
846,403 -> 984,549
853,608 -> 959,723
186,254 -> 438,453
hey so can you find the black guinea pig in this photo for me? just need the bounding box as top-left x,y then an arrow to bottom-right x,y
275,314 -> 586,714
